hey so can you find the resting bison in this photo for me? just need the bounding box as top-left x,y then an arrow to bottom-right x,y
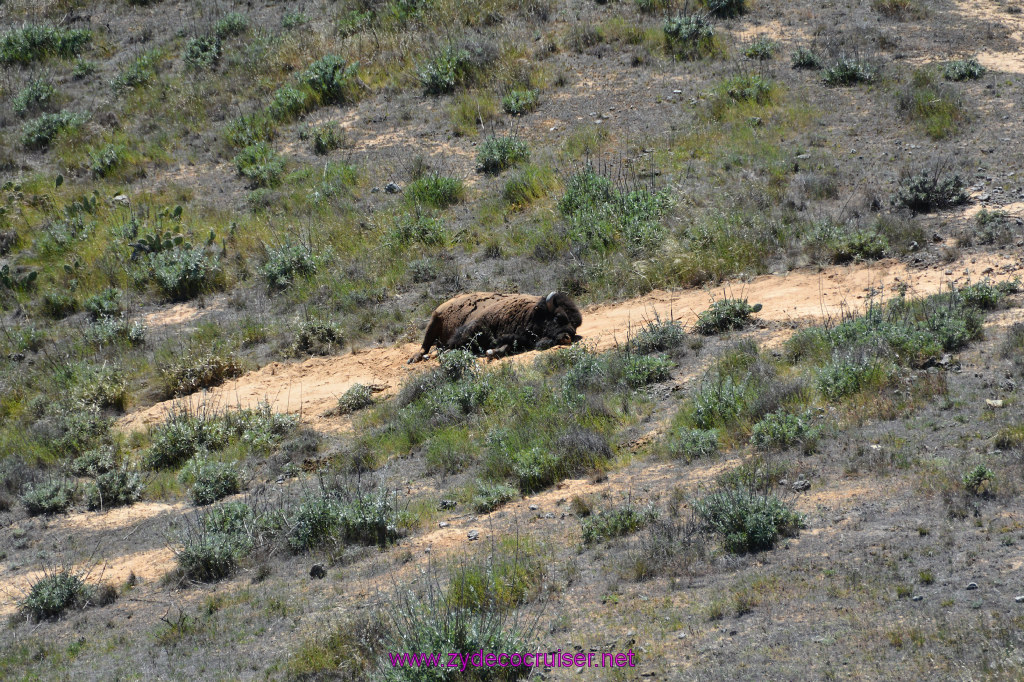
408,291 -> 583,364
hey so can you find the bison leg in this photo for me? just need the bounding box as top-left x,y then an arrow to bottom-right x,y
409,313 -> 445,364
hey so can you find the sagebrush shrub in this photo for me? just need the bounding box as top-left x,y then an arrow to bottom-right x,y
183,35 -> 221,70
406,173 -> 465,208
472,482 -> 519,513
695,488 -> 803,553
86,468 -> 143,511
300,55 -> 361,106
664,13 -> 716,60
476,135 -> 530,174
181,457 -> 240,506
21,111 -> 86,150
823,58 -> 877,86
0,25 -> 91,65
582,503 -> 658,544
665,427 -> 718,462
894,169 -> 968,213
13,78 -> 54,116
21,479 -> 77,516
419,45 -> 472,95
943,57 -> 985,81
791,47 -> 823,70
502,89 -> 539,115
261,242 -> 316,290
147,247 -> 220,301
336,384 -> 375,414
20,570 -> 91,621
234,142 -> 285,189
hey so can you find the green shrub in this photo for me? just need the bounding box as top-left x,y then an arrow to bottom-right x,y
144,411 -> 227,470
960,209 -> 1013,247
234,142 -> 285,189
384,211 -> 449,248
176,502 -> 256,582
76,367 -> 130,411
0,25 -> 91,65
21,111 -> 86,150
664,13 -> 716,60
147,247 -> 220,301
41,291 -> 79,319
88,144 -> 126,179
87,317 -> 147,347
336,384 -> 375,414
183,35 -> 221,70
471,481 -> 519,513
823,58 -> 877,86
13,78 -> 55,116
744,37 -> 779,60
303,122 -> 346,154
406,173 -> 465,208
21,479 -> 77,516
582,503 -> 658,544
267,85 -> 313,123
962,465 -> 995,497
85,468 -> 143,511
20,570 -> 91,621
502,89 -> 539,115
893,169 -> 968,213
750,410 -> 813,451
160,349 -> 243,398
214,12 -> 249,39
791,47 -> 823,70
72,58 -> 97,79
665,427 -> 718,462
691,374 -> 748,429
299,55 -> 361,106
694,298 -> 762,335
816,355 -> 892,400
476,134 -> 530,174
695,488 -> 803,553
181,457 -> 240,506
283,11 -> 309,29
629,315 -> 687,355
704,0 -> 746,18
502,164 -> 556,209
112,52 -> 157,95
379,579 -> 534,679
292,317 -> 345,356
224,111 -> 276,148
719,73 -> 774,105
419,45 -> 473,95
506,428 -> 611,494
261,242 -> 316,290
558,166 -> 668,256
616,353 -> 673,387
943,57 -> 986,81
447,539 -> 545,611
288,487 -> 403,552
71,447 -> 117,477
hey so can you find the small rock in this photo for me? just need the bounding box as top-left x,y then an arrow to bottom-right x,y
985,399 -> 1004,408
672,89 -> 682,94
310,564 -> 326,579
384,182 -> 401,194
438,499 -> 456,510
544,512 -> 555,519
912,595 -> 923,602
966,582 -> 979,590
945,270 -> 953,276
978,193 -> 991,201
795,153 -> 810,160
371,186 -> 380,193
467,530 -> 480,541
1016,595 -> 1024,603
932,232 -> 944,242
778,479 -> 788,487
439,522 -> 449,528
792,480 -> 811,492
677,632 -> 687,639
529,504 -> 538,511
112,194 -> 130,206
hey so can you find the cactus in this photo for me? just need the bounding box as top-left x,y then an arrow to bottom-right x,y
0,264 -> 38,290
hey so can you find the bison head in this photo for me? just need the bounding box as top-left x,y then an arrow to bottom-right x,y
535,291 -> 583,347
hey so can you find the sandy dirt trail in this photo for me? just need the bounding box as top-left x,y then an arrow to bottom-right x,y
117,254 -> 1022,433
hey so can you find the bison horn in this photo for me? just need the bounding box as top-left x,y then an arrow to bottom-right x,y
546,291 -> 557,312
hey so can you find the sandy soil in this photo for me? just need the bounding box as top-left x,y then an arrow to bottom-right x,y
116,252 -> 1023,433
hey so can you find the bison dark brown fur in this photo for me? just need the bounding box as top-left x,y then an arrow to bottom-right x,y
408,291 -> 583,364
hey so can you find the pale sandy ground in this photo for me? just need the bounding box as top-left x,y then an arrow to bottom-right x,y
117,252 -> 1022,433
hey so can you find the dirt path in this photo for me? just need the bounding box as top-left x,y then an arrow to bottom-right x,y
116,254 -> 1022,433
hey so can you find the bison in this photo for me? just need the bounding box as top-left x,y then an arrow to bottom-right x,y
408,291 -> 583,364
